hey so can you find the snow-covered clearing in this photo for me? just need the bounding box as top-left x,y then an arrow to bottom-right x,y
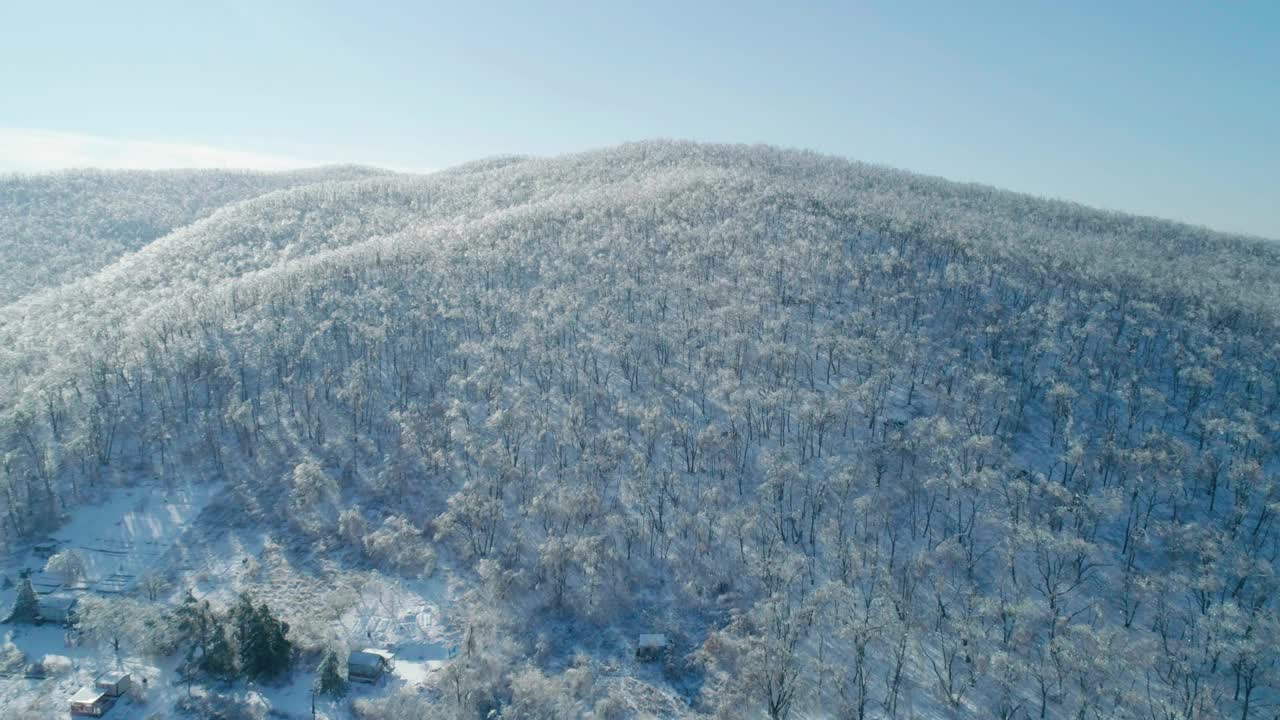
1,479 -> 458,718
0,481 -> 216,718
2,481 -> 217,614
0,621 -> 171,719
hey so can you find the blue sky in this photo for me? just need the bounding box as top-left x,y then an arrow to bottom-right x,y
2,1 -> 1276,238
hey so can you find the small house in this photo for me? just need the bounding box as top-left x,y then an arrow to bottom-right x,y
70,687 -> 115,717
95,670 -> 132,697
636,633 -> 668,661
348,648 -> 395,683
37,594 -> 79,624
33,540 -> 58,558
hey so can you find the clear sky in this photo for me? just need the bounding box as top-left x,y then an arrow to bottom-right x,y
2,1 -> 1276,238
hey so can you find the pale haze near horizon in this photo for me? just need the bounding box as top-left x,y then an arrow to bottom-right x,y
1,1 -> 1276,239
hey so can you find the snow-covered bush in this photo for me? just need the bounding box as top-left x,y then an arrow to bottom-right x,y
38,654 -> 72,676
0,632 -> 23,672
289,459 -> 339,533
362,515 -> 434,576
351,689 -> 438,720
76,595 -> 180,658
503,666 -> 583,719
591,694 -> 630,720
175,692 -> 267,720
338,506 -> 368,548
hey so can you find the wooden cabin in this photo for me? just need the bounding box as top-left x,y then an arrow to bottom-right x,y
70,687 -> 115,717
348,648 -> 395,683
636,633 -> 668,661
32,540 -> 58,558
95,670 -> 132,697
37,593 -> 78,624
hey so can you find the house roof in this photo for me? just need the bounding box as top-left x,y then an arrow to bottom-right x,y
97,670 -> 130,684
38,594 -> 78,609
71,687 -> 107,704
348,650 -> 391,668
638,634 -> 668,649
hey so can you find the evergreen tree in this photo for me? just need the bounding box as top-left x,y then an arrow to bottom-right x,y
262,603 -> 292,676
233,593 -> 292,680
172,590 -> 240,679
201,622 -> 237,678
173,592 -> 212,664
233,594 -> 263,677
6,572 -> 39,624
315,649 -> 347,698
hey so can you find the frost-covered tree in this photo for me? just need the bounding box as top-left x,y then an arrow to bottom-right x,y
0,141 -> 1278,717
314,648 -> 347,698
43,549 -> 86,587
6,573 -> 38,624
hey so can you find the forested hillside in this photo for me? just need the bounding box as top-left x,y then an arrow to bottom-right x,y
1,142 -> 1277,719
0,165 -> 387,304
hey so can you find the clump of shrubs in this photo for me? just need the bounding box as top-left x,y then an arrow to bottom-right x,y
361,514 -> 436,577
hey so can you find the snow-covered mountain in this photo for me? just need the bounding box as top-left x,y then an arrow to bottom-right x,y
1,141 -> 1276,719
0,165 -> 389,304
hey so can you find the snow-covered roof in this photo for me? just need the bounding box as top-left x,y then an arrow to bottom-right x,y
349,649 -> 393,668
638,633 -> 667,648
97,670 -> 130,684
359,648 -> 395,660
37,593 -> 78,609
70,687 -> 106,704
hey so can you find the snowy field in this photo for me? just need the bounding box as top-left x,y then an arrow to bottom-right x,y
2,482 -> 217,616
21,483 -> 216,595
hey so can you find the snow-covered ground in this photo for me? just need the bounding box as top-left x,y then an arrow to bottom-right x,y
18,484 -> 212,593
0,621 -> 169,719
0,482 -> 218,718
2,480 -> 456,718
2,482 -> 217,618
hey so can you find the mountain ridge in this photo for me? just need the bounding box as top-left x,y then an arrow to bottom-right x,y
0,164 -> 393,305
3,141 -> 1277,390
1,140 -> 1276,719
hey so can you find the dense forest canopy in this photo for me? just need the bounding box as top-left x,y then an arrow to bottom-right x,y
0,164 -> 388,304
1,141 -> 1277,719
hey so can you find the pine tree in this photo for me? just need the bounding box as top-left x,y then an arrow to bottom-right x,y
201,622 -> 237,678
233,593 -> 292,680
315,649 -> 347,697
173,592 -> 212,664
260,602 -> 291,676
232,594 -> 263,677
6,573 -> 39,624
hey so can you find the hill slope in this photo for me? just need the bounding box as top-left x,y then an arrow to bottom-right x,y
1,141 -> 1277,719
0,165 -> 389,304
